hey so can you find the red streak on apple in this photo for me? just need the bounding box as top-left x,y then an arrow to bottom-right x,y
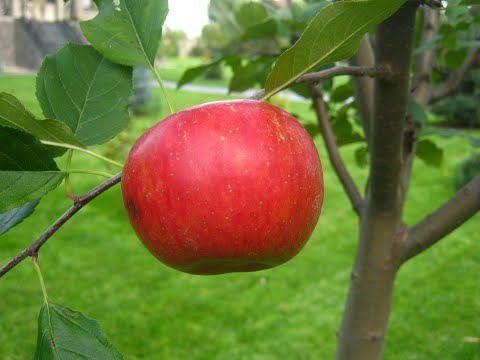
122,100 -> 324,275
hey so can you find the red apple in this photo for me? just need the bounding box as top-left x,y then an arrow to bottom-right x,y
122,100 -> 324,275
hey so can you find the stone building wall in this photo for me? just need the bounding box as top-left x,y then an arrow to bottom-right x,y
0,17 -> 15,67
0,17 -> 87,70
14,19 -> 44,69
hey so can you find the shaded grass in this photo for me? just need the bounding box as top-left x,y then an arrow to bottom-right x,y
0,75 -> 479,359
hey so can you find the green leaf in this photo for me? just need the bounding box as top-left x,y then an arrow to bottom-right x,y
289,83 -> 312,99
330,81 -> 354,103
421,127 -> 480,148
303,123 -> 320,138
36,44 -> 132,146
177,59 -> 224,89
416,139 -> 444,168
263,0 -> 405,99
242,19 -> 278,41
459,0 -> 480,5
33,301 -> 123,359
224,56 -> 243,70
178,55 -> 244,89
250,56 -> 276,88
408,100 -> 428,125
354,145 -> 369,168
457,39 -> 480,48
228,57 -> 274,93
0,92 -> 85,157
229,62 -> 259,93
0,200 -> 39,236
413,35 -> 440,54
0,171 -> 65,213
0,127 -> 58,171
0,126 -> 65,213
444,48 -> 468,69
235,2 -> 268,28
438,24 -> 457,49
80,0 -> 168,67
332,104 -> 364,146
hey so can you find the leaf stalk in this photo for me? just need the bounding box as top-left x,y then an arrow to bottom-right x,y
40,141 -> 124,168
150,64 -> 175,114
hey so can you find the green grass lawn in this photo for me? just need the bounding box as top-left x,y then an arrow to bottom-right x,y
0,75 -> 479,360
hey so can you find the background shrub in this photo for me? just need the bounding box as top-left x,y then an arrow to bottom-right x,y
453,151 -> 480,191
431,69 -> 480,128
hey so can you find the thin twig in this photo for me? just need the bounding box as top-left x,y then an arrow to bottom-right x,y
398,174 -> 480,263
430,47 -> 479,103
0,173 -> 122,279
249,65 -> 391,101
311,84 -> 363,214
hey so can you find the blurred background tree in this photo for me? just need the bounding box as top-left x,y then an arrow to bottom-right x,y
181,0 -> 327,89
161,28 -> 188,58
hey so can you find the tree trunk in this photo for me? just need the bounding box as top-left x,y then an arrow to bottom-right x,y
335,3 -> 418,359
335,207 -> 401,360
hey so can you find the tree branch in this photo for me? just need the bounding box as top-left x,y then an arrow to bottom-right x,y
411,7 -> 440,106
400,7 -> 440,206
430,46 -> 479,103
0,173 -> 122,279
399,174 -> 480,263
349,35 -> 375,147
249,65 -> 391,101
311,84 -> 363,214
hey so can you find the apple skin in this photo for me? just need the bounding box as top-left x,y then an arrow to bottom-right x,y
122,99 -> 324,275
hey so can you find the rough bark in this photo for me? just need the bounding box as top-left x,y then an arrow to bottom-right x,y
335,214 -> 400,360
335,3 -> 418,359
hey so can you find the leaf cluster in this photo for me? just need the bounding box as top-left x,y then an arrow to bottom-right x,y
0,0 -> 174,236
1,0 -> 172,356
182,0 -> 332,94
